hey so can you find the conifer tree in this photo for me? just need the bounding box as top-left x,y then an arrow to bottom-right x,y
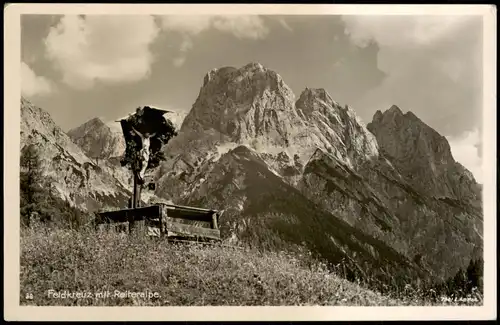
466,257 -> 484,292
20,144 -> 44,226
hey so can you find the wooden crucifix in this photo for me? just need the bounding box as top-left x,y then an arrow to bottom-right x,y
118,106 -> 178,232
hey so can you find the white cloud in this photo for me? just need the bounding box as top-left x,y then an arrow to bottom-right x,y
341,15 -> 476,76
179,37 -> 194,52
160,15 -> 268,38
172,57 -> 186,67
342,15 -> 467,50
44,15 -> 160,89
171,37 -> 193,67
341,15 -> 483,137
160,15 -> 269,67
447,129 -> 483,183
21,61 -> 54,97
160,15 -> 214,35
211,16 -> 269,39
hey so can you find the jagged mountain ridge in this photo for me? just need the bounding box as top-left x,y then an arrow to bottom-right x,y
178,63 -> 378,171
154,63 -> 381,202
367,105 -> 481,204
155,63 -> 481,281
183,145 -> 427,286
20,97 -> 131,212
66,110 -> 187,203
68,110 -> 187,161
67,117 -> 125,160
63,62 -> 482,282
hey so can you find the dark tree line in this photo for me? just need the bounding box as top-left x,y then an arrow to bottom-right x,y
425,257 -> 484,299
20,144 -> 85,229
20,144 -> 44,226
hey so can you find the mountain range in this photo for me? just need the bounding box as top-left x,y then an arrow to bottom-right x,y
20,62 -> 483,288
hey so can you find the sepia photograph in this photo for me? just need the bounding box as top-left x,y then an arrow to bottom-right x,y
4,3 -> 496,321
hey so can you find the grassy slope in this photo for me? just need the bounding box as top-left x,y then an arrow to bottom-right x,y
20,224 -> 482,307
21,224 -> 404,306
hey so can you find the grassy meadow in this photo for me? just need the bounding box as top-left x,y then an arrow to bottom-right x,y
20,223 -> 483,306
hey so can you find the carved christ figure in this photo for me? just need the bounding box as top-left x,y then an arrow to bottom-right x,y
130,125 -> 156,184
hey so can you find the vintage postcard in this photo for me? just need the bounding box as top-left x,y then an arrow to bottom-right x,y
4,3 -> 497,321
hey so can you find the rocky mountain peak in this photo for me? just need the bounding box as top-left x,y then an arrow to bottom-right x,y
294,87 -> 379,168
367,105 -> 454,164
373,105 -> 427,125
244,61 -> 265,70
88,116 -> 106,126
21,97 -> 89,163
22,97 -> 63,136
387,104 -> 404,116
68,116 -> 107,133
202,66 -> 237,87
168,64 -> 381,182
68,116 -> 124,160
296,88 -> 340,117
372,110 -> 383,123
21,99 -> 130,211
300,87 -> 334,101
373,105 -> 407,123
182,63 -> 298,147
74,117 -> 107,133
367,105 -> 479,201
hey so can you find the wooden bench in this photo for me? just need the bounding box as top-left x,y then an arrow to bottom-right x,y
95,203 -> 223,242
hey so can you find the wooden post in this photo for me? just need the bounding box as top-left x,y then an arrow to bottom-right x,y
159,205 -> 167,238
133,173 -> 142,208
94,213 -> 100,231
211,212 -> 218,230
129,173 -> 142,234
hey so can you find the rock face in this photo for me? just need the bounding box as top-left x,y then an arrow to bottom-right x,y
294,88 -> 379,169
183,63 -> 299,149
64,63 -> 483,284
367,105 -> 481,204
21,97 -> 130,212
298,145 -> 482,280
67,117 -> 124,160
179,63 -> 378,171
68,110 -> 186,162
183,145 -> 425,286
67,108 -> 187,196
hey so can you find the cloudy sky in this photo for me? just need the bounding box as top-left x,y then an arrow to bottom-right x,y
21,14 -> 484,182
